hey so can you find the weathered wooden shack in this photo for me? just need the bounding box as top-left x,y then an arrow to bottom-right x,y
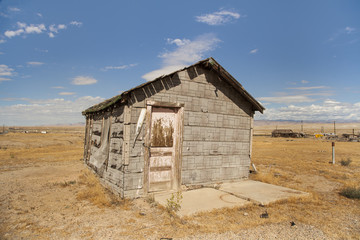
82,57 -> 264,198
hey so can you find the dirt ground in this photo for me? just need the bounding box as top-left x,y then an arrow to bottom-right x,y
0,125 -> 359,239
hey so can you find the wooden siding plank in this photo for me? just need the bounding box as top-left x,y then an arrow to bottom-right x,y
122,105 -> 131,166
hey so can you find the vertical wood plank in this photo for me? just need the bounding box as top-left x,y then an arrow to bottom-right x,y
122,105 -> 131,166
105,115 -> 112,170
83,117 -> 89,160
249,112 -> 254,159
143,104 -> 152,194
175,106 -> 184,190
87,118 -> 93,162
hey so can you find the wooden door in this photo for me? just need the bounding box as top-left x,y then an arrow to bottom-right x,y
148,107 -> 178,192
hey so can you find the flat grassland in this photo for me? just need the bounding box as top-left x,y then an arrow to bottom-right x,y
0,124 -> 359,239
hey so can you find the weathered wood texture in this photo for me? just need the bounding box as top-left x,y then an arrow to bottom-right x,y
84,65 -> 254,198
123,66 -> 253,197
85,105 -> 126,197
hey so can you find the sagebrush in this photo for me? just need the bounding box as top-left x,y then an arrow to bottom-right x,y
340,186 -> 360,199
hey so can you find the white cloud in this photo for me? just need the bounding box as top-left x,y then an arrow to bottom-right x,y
142,65 -> 185,82
328,26 -> 358,43
166,38 -> 191,46
0,52 -> 3,55
258,95 -> 315,104
4,22 -> 71,39
49,24 -> 57,32
70,21 -> 83,27
9,7 -> 20,12
142,33 -> 220,81
71,76 -> 97,85
59,92 -> 76,96
5,22 -> 46,38
25,24 -> 46,34
323,99 -> 340,105
301,80 -> 309,84
0,39 -> 6,44
196,9 -> 241,26
4,29 -> 24,38
57,24 -> 66,30
27,61 -> 44,66
49,24 -> 66,33
102,63 -> 137,71
160,34 -> 220,65
17,22 -> 26,28
287,86 -> 327,90
48,24 -> 67,37
256,100 -> 360,121
345,26 -> 355,34
0,96 -> 105,125
51,86 -> 65,89
250,48 -> 258,54
37,13 -> 42,17
0,64 -> 14,77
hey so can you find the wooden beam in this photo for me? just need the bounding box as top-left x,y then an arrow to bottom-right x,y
122,104 -> 131,166
143,105 -> 152,194
146,100 -> 184,108
175,106 -> 184,190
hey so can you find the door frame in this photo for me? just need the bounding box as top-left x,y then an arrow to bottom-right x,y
143,100 -> 184,194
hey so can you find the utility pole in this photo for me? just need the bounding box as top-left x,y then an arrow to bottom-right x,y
301,120 -> 303,132
334,121 -> 336,135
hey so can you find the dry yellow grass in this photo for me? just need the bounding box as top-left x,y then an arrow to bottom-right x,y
1,125 -> 359,239
249,135 -> 360,239
77,168 -> 133,209
76,169 -> 113,207
0,132 -> 83,171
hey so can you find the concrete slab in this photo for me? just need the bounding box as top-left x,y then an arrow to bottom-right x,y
154,188 -> 250,216
154,180 -> 308,216
220,180 -> 309,205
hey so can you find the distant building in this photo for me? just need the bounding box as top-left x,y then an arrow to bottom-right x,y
82,57 -> 264,198
272,129 -> 305,138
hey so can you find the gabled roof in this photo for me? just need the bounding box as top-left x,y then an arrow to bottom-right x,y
82,57 -> 265,115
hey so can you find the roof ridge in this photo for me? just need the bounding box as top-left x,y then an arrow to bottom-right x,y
82,57 -> 264,114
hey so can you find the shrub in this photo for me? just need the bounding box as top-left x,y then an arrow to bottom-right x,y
340,158 -> 352,166
340,186 -> 360,199
166,191 -> 183,214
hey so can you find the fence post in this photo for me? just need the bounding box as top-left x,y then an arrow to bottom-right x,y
332,142 -> 335,165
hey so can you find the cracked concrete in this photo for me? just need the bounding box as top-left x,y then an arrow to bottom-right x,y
154,180 -> 309,216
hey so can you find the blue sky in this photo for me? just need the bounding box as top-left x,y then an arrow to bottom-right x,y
0,0 -> 359,125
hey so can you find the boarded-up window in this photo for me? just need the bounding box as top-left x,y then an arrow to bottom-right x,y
89,116 -> 111,169
150,107 -> 175,147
